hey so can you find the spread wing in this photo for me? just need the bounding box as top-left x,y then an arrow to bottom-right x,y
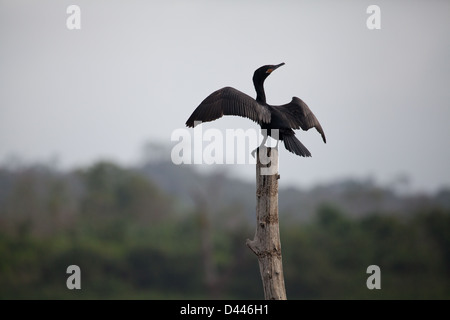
275,97 -> 326,143
186,87 -> 271,127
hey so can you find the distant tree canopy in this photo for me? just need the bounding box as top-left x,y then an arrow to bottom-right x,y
0,160 -> 449,299
80,161 -> 171,221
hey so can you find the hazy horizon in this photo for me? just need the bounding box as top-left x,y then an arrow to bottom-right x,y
1,1 -> 450,193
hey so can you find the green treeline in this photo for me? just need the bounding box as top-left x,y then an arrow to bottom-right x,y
0,161 -> 449,299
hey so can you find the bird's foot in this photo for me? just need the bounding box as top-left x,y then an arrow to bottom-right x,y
251,147 -> 259,159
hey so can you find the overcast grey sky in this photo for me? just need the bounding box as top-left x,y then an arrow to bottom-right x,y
1,0 -> 449,193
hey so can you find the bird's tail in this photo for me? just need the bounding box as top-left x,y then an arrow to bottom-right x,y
283,135 -> 312,157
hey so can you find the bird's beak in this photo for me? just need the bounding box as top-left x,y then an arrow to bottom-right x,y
266,62 -> 285,74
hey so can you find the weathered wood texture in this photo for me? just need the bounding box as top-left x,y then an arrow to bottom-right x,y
246,147 -> 287,300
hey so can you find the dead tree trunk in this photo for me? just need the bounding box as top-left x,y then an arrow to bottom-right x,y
192,191 -> 219,299
246,146 -> 287,300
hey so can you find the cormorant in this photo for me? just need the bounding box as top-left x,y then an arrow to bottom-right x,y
185,63 -> 326,157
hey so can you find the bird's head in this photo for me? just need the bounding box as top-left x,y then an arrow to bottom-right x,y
253,63 -> 285,84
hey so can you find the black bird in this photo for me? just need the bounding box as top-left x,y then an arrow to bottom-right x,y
185,63 -> 326,157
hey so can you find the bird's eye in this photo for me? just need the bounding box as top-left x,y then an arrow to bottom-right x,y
266,69 -> 273,74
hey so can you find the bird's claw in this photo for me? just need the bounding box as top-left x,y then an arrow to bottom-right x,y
251,147 -> 259,158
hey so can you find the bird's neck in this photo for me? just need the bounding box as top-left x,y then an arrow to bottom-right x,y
253,79 -> 266,104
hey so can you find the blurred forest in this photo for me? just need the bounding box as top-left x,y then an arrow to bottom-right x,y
1,147 -> 450,299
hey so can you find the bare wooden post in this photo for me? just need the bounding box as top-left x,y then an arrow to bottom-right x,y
246,146 -> 287,300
